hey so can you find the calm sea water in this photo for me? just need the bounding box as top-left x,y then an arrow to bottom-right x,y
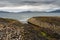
0,13 -> 60,23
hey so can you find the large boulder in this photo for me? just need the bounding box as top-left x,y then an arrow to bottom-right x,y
28,17 -> 60,35
0,18 -> 24,40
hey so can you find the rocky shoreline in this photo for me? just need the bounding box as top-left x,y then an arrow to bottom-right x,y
0,17 -> 60,40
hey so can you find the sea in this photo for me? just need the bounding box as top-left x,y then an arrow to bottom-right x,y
0,13 -> 60,23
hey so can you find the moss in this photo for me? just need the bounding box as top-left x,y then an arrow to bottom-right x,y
41,32 -> 47,37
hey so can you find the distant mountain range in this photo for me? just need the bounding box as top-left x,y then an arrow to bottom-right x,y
49,9 -> 60,13
0,9 -> 60,13
0,11 -> 10,13
19,10 -> 60,13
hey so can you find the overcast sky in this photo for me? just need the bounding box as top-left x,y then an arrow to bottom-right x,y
0,0 -> 60,12
0,0 -> 60,7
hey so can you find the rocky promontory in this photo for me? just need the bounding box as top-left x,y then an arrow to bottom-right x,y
28,17 -> 60,35
0,18 -> 24,40
0,17 -> 60,40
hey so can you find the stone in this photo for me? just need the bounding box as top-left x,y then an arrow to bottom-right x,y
24,24 -> 58,40
0,17 -> 60,40
28,17 -> 60,35
0,18 -> 24,40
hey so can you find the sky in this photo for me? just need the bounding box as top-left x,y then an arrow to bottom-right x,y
0,0 -> 60,21
0,0 -> 59,6
0,0 -> 60,12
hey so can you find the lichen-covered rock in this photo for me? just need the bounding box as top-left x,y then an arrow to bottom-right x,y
28,17 -> 60,35
0,18 -> 24,40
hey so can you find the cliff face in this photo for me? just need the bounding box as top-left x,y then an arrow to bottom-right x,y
28,17 -> 60,35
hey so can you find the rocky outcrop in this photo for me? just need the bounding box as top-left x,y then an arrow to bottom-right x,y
24,24 -> 59,40
28,17 -> 60,35
0,17 -> 60,40
0,18 -> 24,40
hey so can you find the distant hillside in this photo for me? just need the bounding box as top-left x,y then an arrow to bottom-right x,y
19,10 -> 60,13
49,9 -> 60,13
0,9 -> 60,13
0,11 -> 10,13
19,11 -> 46,13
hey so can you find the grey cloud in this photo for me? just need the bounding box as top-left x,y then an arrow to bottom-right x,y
52,0 -> 60,6
0,1 -> 14,7
0,0 -> 60,7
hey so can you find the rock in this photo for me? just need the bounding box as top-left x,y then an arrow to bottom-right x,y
0,17 -> 60,40
24,24 -> 58,40
0,18 -> 24,40
28,17 -> 60,35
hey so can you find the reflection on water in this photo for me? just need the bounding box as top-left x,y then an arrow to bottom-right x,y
0,13 -> 60,22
